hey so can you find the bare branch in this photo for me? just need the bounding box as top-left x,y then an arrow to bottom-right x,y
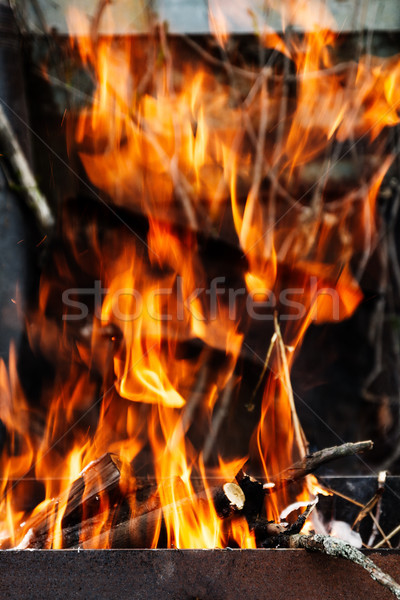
290,533 -> 400,599
0,103 -> 54,231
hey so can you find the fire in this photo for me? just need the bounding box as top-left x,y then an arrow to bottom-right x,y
0,2 -> 399,548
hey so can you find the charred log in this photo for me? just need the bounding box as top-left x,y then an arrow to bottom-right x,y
17,453 -> 132,549
19,460 -> 244,549
235,470 -> 266,521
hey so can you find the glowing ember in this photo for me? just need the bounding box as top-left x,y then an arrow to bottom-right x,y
0,1 -> 399,549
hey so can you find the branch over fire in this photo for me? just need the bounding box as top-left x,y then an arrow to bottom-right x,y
268,440 -> 374,491
236,440 -> 373,504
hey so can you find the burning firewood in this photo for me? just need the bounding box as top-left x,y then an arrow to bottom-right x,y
12,448 -> 400,597
16,453 -> 128,549
33,491 -> 161,550
233,440 -> 375,548
17,439 -> 372,550
234,440 -> 374,529
236,440 -> 373,512
235,470 -> 265,521
246,502 -> 400,599
17,452 -> 245,549
214,482 -> 245,518
62,481 -> 245,550
254,501 -> 317,547
2,14 -> 400,600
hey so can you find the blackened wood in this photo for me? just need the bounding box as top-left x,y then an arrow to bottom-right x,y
235,442 -> 373,523
17,453 -> 129,549
235,470 -> 265,520
54,491 -> 161,550
62,453 -> 123,528
249,503 -> 315,547
20,470 -> 243,549
284,502 -> 316,535
250,518 -> 286,547
79,482 -> 245,549
213,483 -> 245,519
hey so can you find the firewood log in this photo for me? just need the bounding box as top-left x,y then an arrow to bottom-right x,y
78,481 -> 244,549
17,452 -> 134,549
18,459 -> 244,549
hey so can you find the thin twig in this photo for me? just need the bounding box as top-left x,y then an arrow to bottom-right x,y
90,0 -> 113,41
273,313 -> 308,460
203,376 -> 235,464
369,512 -> 392,549
323,486 -> 364,508
182,35 -> 354,83
352,472 -> 392,548
352,488 -> 384,530
374,522 -> 400,550
321,484 -> 390,547
0,103 -> 54,231
247,332 -> 277,411
267,39 -> 290,255
240,77 -> 269,248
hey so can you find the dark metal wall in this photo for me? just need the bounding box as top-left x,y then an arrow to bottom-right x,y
0,548 -> 399,600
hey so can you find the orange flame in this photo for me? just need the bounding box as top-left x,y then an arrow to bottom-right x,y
0,3 -> 399,548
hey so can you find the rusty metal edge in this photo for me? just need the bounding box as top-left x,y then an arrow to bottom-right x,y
0,548 -> 399,600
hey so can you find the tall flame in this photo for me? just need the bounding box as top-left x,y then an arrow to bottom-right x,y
0,2 -> 399,548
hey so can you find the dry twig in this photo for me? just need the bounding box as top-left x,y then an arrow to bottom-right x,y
367,471 -> 389,547
374,522 -> 400,550
203,376 -> 235,463
324,471 -> 391,548
0,103 -> 54,231
247,331 -> 277,411
273,314 -> 308,460
182,35 -> 354,83
266,440 -> 374,491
